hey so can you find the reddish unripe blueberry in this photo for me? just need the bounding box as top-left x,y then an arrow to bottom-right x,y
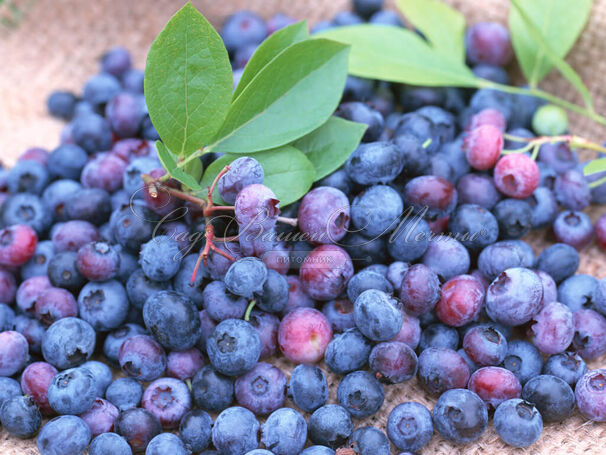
398,264 -> 440,317
493,154 -> 540,199
572,309 -> 606,360
248,310 -> 280,359
16,275 -> 52,314
464,125 -> 503,170
468,367 -> 521,409
0,225 -> 37,266
529,302 -> 574,355
34,287 -> 78,326
51,220 -> 100,253
282,275 -> 315,315
167,348 -> 205,380
20,361 -> 58,415
298,186 -> 350,244
0,331 -> 29,376
596,213 -> 606,251
575,369 -> 606,421
79,398 -> 119,437
403,175 -> 458,220
553,211 -> 594,250
369,341 -> 418,384
76,241 -> 121,281
261,241 -> 291,275
235,183 -> 280,235
435,275 -> 485,327
143,168 -> 182,216
142,377 -> 192,429
463,326 -> 507,366
391,312 -> 421,350
111,138 -> 153,161
19,147 -> 49,165
115,407 -> 162,452
278,307 -> 333,363
467,108 -> 506,132
465,22 -> 513,66
81,152 -> 127,193
299,245 -> 354,301
427,216 -> 450,234
0,268 -> 16,303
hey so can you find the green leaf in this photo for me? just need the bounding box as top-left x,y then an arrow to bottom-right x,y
201,146 -> 316,206
317,25 -> 478,87
509,0 -> 593,109
293,116 -> 366,180
144,3 -> 232,157
509,0 -> 592,86
156,141 -> 203,192
583,158 -> 606,176
184,157 -> 203,183
397,0 -> 466,62
209,39 -> 350,155
233,21 -> 309,100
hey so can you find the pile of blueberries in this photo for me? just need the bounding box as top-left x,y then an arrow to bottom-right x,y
2,0 -> 606,454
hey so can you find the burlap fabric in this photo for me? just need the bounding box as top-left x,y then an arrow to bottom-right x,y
0,0 -> 605,453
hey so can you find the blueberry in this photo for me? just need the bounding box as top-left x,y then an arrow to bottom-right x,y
37,415 -> 91,455
89,432 -> 132,455
67,188 -> 112,226
143,290 -> 201,350
207,319 -> 261,376
114,408 -> 162,453
123,156 -> 161,198
2,193 -> 52,235
192,365 -> 234,412
468,366 -> 522,409
83,73 -> 121,107
126,268 -> 172,309
347,270 -> 393,303
235,362 -> 286,415
486,268 -> 543,326
353,289 -> 402,341
422,235 -> 470,282
288,364 -> 329,413
317,168 -> 353,194
494,399 -> 542,447
0,395 -> 41,438
47,90 -> 77,119
369,9 -> 403,26
337,370 -> 384,418
145,433 -> 189,455
224,257 -> 268,298
345,141 -> 404,185
142,377 -> 191,429
553,211 -> 594,250
42,179 -> 82,222
386,402 -> 433,452
351,185 -> 402,237
80,397 -> 120,437
502,340 -> 543,385
521,374 -> 574,424
477,239 -> 535,281
433,388 -> 488,444
449,204 -> 499,250
42,317 -> 96,370
463,326 -> 507,366
369,341 -> 418,384
255,270 -> 289,313
112,202 -> 158,252
338,102 -> 384,141
472,64 -> 510,84
417,347 -> 470,395
78,279 -> 129,331
301,447 -> 335,455
529,301 -> 574,355
119,335 -> 167,382
297,186 -> 350,244
7,160 -> 49,195
48,367 -> 96,415
542,352 -> 587,387
72,113 -> 113,153
103,323 -> 148,365
575,369 -> 606,421
105,92 -> 145,138
0,377 -> 22,408
456,173 -> 501,209
535,243 -> 579,284
82,360 -> 114,398
106,378 -> 143,411
341,232 -> 387,269
322,299 -> 355,333
221,10 -> 267,53
178,409 -> 212,453
419,324 -> 459,351
247,310 -> 279,359
554,169 -> 591,211
21,240 -> 55,279
308,404 -> 353,449
324,327 -> 371,375
218,157 -> 264,204
387,216 -> 430,262
527,187 -> 558,229
261,407 -> 307,455
572,309 -> 606,360
492,198 -> 533,239
212,406 -> 259,455
48,144 -> 89,179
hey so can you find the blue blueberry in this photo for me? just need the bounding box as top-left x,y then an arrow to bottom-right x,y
48,367 -> 96,415
456,173 -> 501,210
346,427 -> 389,455
288,364 -> 329,413
221,10 -> 267,53
202,280 -> 247,321
179,409 -> 212,453
486,268 -> 543,326
0,302 -> 15,331
347,270 -> 393,304
48,144 -> 89,179
386,402 -> 433,452
143,290 -> 201,351
369,341 -> 418,384
554,169 -> 591,211
81,360 -> 113,398
494,399 -> 543,447
37,415 -> 91,455
126,268 -> 172,309
103,323 -> 147,365
89,432 -> 132,455
139,235 -> 182,281
78,279 -> 129,331
255,270 -> 289,314
325,327 -> 371,373
114,407 -> 161,453
394,112 -> 440,154
105,92 -> 145,138
172,254 -> 208,308
351,185 -> 403,237
522,374 -> 575,422
206,318 -> 261,376
527,187 -> 558,229
106,378 -> 143,411
337,370 -> 384,418
42,317 -> 96,370
477,240 -> 535,281
235,362 -> 286,415
123,156 -> 161,198
21,240 -> 54,279
2,193 -> 52,235
146,433 -> 189,455
341,232 -> 388,268
422,235 -> 470,282
369,10 -> 404,26
469,88 -> 513,122
322,299 -> 355,333
0,395 -> 41,438
433,388 -> 488,444
212,406 -> 259,455
192,365 -> 234,412
502,340 -> 543,385
7,160 -> 50,195
354,289 -> 403,341
122,68 -> 144,93
387,216 -> 430,262
317,168 -> 353,195
535,243 -> 579,283
66,187 -> 112,225
493,198 -> 533,239
301,447 -> 335,455
472,64 -> 510,84
558,274 -> 598,312
83,73 -> 121,107
346,142 -> 404,185
47,91 -> 77,119
42,179 -> 82,222
338,102 -> 384,142
224,257 -> 268,298
261,407 -> 307,455
0,377 -> 22,407
542,352 -> 587,387
419,323 -> 459,351
449,204 -> 499,251
72,113 -> 113,153
308,404 -> 354,449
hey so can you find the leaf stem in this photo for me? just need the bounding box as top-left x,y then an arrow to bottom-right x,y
479,80 -> 606,126
500,134 -> 606,156
141,174 -> 207,206
244,300 -> 257,321
277,216 -> 298,227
